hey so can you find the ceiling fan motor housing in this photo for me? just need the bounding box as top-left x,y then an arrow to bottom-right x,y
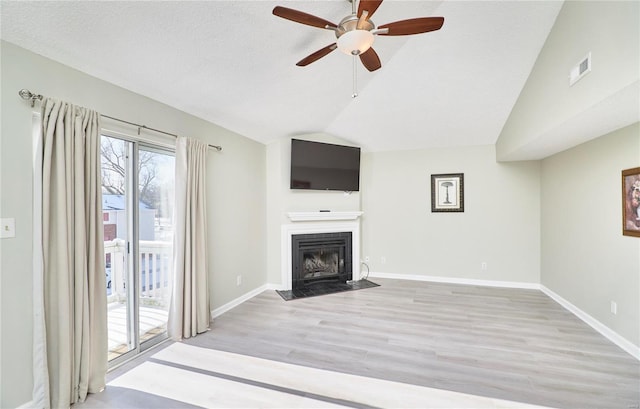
335,15 -> 375,37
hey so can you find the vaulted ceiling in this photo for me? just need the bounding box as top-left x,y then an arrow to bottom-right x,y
1,1 -> 563,152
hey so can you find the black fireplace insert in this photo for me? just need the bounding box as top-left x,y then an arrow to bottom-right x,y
291,232 -> 352,290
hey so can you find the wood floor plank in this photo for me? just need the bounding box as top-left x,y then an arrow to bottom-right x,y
183,278 -> 639,409
85,278 -> 639,408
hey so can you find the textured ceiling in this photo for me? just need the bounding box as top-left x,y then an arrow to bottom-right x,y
1,1 -> 563,152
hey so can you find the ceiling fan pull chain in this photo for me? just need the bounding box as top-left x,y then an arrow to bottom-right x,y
352,55 -> 359,98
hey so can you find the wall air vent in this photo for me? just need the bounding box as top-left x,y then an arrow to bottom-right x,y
569,52 -> 591,86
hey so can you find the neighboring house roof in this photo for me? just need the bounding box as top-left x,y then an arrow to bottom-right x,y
103,194 -> 153,211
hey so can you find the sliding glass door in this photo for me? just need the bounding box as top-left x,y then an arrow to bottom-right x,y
101,135 -> 175,365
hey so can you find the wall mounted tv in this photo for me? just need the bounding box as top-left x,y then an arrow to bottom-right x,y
290,139 -> 361,192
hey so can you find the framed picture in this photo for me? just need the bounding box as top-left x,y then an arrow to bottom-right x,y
622,167 -> 640,237
431,173 -> 464,212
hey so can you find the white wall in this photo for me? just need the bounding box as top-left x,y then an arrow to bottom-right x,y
496,1 -> 639,160
0,41 -> 266,408
2,3 -> 638,405
541,123 -> 640,348
360,145 -> 541,284
265,134 -> 361,285
493,0 -> 640,352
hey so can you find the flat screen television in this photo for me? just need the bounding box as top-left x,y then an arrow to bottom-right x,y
290,139 -> 361,192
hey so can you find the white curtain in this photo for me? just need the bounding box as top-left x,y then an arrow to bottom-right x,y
168,137 -> 210,340
34,98 -> 107,408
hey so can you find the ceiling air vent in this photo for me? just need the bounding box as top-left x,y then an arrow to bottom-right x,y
569,52 -> 591,86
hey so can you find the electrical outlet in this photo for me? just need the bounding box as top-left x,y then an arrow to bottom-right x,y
381,256 -> 386,264
611,301 -> 617,315
236,275 -> 242,286
0,218 -> 15,239
481,262 -> 488,271
364,256 -> 370,262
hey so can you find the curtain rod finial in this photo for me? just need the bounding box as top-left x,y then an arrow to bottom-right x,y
18,89 -> 43,107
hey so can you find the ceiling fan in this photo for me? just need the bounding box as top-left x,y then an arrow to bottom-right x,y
272,0 -> 444,72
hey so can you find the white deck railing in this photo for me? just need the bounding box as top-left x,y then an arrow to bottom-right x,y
104,239 -> 172,306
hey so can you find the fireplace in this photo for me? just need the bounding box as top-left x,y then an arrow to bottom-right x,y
281,212 -> 362,291
292,232 -> 352,290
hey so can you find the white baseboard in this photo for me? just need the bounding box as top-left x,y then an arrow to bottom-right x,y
540,285 -> 640,361
210,285 -> 268,319
368,271 -> 540,290
265,282 -> 284,291
210,283 -> 281,320
17,400 -> 34,408
368,271 -> 639,361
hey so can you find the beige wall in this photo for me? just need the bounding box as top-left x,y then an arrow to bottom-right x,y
0,41 -> 266,407
541,123 -> 640,348
360,145 -> 541,284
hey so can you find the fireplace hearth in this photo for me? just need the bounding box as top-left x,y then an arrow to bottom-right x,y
292,232 -> 352,290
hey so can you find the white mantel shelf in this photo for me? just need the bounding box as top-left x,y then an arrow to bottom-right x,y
287,211 -> 363,222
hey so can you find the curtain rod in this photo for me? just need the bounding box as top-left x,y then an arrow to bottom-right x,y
18,89 -> 222,152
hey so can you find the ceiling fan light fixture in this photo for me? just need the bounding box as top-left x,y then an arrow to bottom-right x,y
337,29 -> 374,55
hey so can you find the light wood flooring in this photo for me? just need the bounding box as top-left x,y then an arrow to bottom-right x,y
85,278 -> 639,408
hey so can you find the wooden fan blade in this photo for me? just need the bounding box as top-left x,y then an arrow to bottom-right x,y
296,43 -> 338,66
378,17 -> 444,36
357,0 -> 383,19
359,47 -> 382,72
273,6 -> 337,29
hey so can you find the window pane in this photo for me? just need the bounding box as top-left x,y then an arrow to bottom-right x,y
101,135 -> 135,360
138,148 -> 174,344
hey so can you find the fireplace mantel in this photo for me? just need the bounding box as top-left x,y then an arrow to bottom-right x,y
287,211 -> 363,222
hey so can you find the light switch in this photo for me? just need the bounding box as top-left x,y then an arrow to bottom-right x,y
0,218 -> 16,238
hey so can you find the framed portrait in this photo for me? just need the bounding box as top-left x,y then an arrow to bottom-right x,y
431,173 -> 464,212
622,167 -> 640,237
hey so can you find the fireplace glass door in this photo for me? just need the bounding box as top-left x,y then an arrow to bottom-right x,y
300,246 -> 345,280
